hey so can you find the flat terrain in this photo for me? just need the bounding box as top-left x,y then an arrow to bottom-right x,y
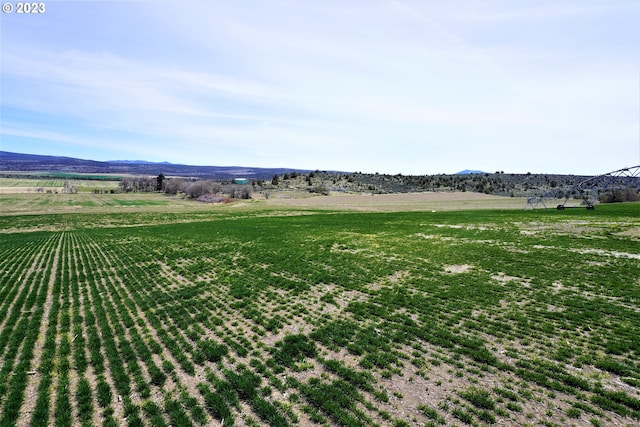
262,191 -> 527,211
0,176 -> 121,195
0,192 -> 196,217
1,191 -> 527,216
0,192 -> 638,427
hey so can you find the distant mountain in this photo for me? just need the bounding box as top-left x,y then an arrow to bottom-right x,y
456,169 -> 487,175
2,152 -> 622,198
0,151 -> 315,180
109,160 -> 173,165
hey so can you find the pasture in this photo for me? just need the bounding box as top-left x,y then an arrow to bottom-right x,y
0,175 -> 121,195
0,195 -> 638,427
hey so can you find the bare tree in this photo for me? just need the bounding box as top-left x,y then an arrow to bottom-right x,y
227,186 -> 237,199
119,176 -> 156,192
164,178 -> 187,195
210,182 -> 223,194
64,180 -> 77,194
185,180 -> 213,199
239,185 -> 253,199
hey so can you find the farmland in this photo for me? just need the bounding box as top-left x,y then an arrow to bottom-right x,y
0,175 -> 121,195
0,197 -> 639,426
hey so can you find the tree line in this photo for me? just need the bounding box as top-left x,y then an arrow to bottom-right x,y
117,172 -> 638,203
119,175 -> 252,200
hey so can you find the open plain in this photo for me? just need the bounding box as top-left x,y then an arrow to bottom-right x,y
0,191 -> 638,427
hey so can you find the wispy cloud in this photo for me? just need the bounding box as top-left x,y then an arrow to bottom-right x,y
1,0 -> 637,173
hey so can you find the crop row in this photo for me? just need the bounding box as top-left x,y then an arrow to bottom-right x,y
1,206 -> 639,426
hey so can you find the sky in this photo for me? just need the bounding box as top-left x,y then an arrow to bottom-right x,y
1,0 -> 639,175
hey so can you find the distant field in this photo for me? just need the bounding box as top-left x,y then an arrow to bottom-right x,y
0,190 -> 528,217
0,178 -> 68,188
262,191 -> 528,211
0,196 -> 638,426
0,176 -> 121,194
0,171 -> 124,180
0,193 -> 189,217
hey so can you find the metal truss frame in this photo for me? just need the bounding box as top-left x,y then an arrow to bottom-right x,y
526,165 -> 640,210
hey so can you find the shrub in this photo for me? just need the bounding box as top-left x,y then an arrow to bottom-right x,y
460,387 -> 495,410
96,377 -> 112,407
452,408 -> 473,424
185,181 -> 213,199
567,407 -> 581,418
197,339 -> 228,362
599,189 -> 640,203
270,334 -> 317,369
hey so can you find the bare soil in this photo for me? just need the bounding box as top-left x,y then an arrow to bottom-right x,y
263,191 -> 527,211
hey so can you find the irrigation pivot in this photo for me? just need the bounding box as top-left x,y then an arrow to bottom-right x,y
526,165 -> 640,210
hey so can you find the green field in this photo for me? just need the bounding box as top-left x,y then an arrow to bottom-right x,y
0,199 -> 639,426
0,178 -> 69,188
0,193 -> 200,218
0,175 -> 122,194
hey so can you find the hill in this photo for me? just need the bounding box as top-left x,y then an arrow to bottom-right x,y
278,170 -> 595,198
5,151 -> 636,202
455,169 -> 487,175
0,151 -> 314,180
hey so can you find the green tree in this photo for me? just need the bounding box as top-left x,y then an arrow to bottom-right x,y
156,174 -> 166,192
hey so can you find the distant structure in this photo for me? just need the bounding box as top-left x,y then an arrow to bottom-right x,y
526,165 -> 640,210
232,178 -> 250,185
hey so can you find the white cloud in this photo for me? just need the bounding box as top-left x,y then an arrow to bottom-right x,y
1,0 -> 638,174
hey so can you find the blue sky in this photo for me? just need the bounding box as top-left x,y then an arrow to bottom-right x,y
1,0 -> 638,174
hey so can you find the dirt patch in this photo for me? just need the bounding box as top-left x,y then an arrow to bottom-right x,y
515,220 -> 615,237
491,272 -> 525,284
366,270 -> 410,291
572,248 -> 640,260
615,226 -> 640,239
443,264 -> 473,274
264,192 -> 526,211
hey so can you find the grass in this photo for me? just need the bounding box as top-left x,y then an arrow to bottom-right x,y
0,175 -> 121,193
0,194 -> 638,426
